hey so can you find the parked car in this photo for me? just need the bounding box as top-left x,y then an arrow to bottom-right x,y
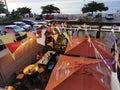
35,14 -> 43,20
22,20 -> 34,27
33,21 -> 47,30
13,22 -> 31,31
4,25 -> 25,40
44,14 -> 54,20
105,14 -> 114,20
5,25 -> 25,33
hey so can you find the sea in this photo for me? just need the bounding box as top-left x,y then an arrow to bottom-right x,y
7,0 -> 120,14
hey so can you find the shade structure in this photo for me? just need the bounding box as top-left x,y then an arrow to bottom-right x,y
5,41 -> 22,53
45,55 -> 111,90
65,37 -> 113,59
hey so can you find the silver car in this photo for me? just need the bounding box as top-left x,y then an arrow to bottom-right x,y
33,21 -> 47,31
5,25 -> 25,33
14,22 -> 31,31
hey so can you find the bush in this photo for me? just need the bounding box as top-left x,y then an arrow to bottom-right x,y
78,15 -> 102,23
79,16 -> 91,22
0,16 -> 22,25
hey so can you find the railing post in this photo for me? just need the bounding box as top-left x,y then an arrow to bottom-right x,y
96,25 -> 102,38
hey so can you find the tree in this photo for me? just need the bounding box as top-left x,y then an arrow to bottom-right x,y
82,1 -> 108,14
11,9 -> 21,19
41,4 -> 60,14
0,1 -> 8,14
16,7 -> 31,17
97,3 -> 108,12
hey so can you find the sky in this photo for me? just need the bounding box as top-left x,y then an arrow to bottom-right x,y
6,0 -> 118,2
3,0 -> 120,14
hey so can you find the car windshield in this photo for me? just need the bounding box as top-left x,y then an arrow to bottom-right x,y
108,14 -> 113,16
16,23 -> 26,26
13,26 -> 22,32
23,20 -> 34,24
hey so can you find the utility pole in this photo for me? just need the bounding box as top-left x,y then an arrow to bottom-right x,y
3,0 -> 9,12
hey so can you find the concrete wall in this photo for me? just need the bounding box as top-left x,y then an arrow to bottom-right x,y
0,39 -> 45,87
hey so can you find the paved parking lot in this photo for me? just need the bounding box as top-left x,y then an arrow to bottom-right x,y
102,15 -> 120,23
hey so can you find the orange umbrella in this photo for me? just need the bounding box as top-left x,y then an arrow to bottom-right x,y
65,37 -> 113,59
45,55 -> 111,90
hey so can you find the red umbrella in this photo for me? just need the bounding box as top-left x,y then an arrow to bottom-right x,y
65,37 -> 113,59
45,55 -> 112,90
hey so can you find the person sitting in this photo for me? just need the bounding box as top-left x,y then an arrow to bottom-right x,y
49,53 -> 56,62
46,53 -> 56,71
36,52 -> 43,61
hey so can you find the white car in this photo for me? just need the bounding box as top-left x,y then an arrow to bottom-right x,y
14,22 -> 31,31
33,21 -> 47,30
105,14 -> 114,20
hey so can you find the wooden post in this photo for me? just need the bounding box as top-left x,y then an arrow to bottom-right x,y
96,25 -> 102,38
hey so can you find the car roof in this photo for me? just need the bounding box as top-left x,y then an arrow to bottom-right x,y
14,22 -> 25,24
44,20 -> 52,22
5,25 -> 18,27
23,20 -> 34,22
34,21 -> 47,24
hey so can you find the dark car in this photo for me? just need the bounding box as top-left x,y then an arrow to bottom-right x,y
35,15 -> 43,20
44,15 -> 54,20
22,20 -> 34,27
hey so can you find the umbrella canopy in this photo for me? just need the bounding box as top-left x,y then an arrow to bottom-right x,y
65,37 -> 113,59
45,55 -> 111,90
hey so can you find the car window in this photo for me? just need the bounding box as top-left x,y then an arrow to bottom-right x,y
16,23 -> 21,26
23,20 -> 34,24
6,27 -> 9,29
13,26 -> 22,32
9,27 -> 13,29
21,23 -> 26,25
108,14 -> 113,16
13,26 -> 19,29
18,23 -> 24,26
15,22 -> 26,26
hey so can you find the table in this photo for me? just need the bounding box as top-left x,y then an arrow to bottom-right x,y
36,51 -> 55,65
23,64 -> 39,75
5,86 -> 15,90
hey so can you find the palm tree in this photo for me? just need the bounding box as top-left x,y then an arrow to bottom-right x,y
41,4 -> 60,14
